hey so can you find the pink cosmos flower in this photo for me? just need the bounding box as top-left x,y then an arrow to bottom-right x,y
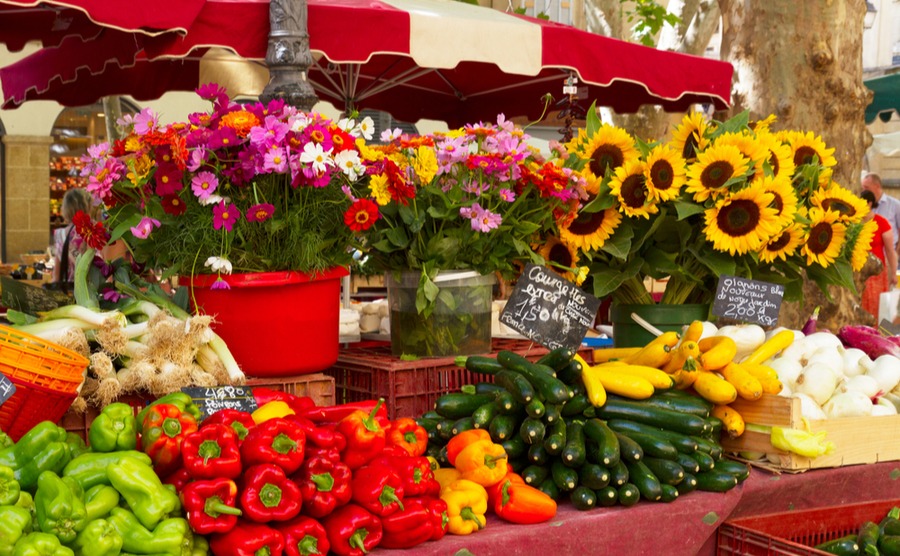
246,203 -> 275,223
499,188 -> 516,202
210,277 -> 231,290
213,201 -> 240,231
263,146 -> 288,173
468,203 -> 502,232
130,216 -> 161,239
191,171 -> 219,199
250,115 -> 289,146
132,108 -> 159,135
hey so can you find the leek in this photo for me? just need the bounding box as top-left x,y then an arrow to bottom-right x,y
73,248 -> 99,310
17,318 -> 96,339
39,304 -> 127,328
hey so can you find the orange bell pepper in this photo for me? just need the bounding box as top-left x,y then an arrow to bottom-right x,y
454,440 -> 508,487
386,417 -> 428,457
491,475 -> 557,524
486,471 -> 524,507
446,429 -> 491,467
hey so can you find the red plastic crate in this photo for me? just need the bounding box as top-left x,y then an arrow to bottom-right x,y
324,338 -> 590,420
717,499 -> 900,555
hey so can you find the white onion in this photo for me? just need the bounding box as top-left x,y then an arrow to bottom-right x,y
780,337 -> 814,367
823,391 -> 873,418
794,393 -> 827,421
717,324 -> 767,361
795,363 -> 839,406
867,355 -> 900,393
804,332 -> 844,351
840,374 -> 880,398
841,348 -> 873,377
698,321 -> 718,341
768,358 -> 804,390
806,346 -> 846,378
874,398 -> 898,415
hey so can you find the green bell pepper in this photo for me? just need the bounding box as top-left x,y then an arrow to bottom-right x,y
83,484 -> 120,522
34,471 -> 87,544
0,506 -> 33,556
107,456 -> 180,530
10,532 -> 73,556
107,508 -> 191,556
191,535 -> 209,556
15,442 -> 71,492
0,430 -> 13,450
137,393 -> 202,431
89,402 -> 138,452
62,451 -> 152,491
72,519 -> 123,556
0,422 -> 68,468
64,434 -> 88,460
0,464 -> 21,505
15,491 -> 34,513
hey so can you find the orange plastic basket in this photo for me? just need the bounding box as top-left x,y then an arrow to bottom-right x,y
0,325 -> 90,440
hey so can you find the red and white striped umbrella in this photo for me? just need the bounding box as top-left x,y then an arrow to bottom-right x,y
1,0 -> 733,126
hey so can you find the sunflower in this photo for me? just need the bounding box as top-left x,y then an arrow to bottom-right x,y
643,144 -> 686,202
609,159 -> 659,219
538,235 -> 581,282
754,131 -> 796,182
848,219 -> 879,272
802,208 -> 847,268
712,131 -> 769,173
685,144 -> 752,203
758,223 -> 805,263
758,174 -> 798,228
810,183 -> 869,224
704,182 -> 780,256
670,112 -> 712,162
783,130 -> 838,169
558,199 -> 622,251
571,125 -> 639,181
752,114 -> 777,133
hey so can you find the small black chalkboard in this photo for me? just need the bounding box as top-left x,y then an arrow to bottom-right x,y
500,263 -> 601,351
0,372 -> 15,407
712,275 -> 784,327
880,319 -> 900,336
181,386 -> 259,420
0,277 -> 69,313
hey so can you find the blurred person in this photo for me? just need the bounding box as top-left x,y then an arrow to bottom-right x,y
51,187 -> 93,284
862,173 -> 900,250
860,190 -> 897,320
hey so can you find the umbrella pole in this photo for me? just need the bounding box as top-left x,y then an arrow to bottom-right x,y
259,0 -> 319,112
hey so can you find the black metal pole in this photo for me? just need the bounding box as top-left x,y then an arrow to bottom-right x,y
259,0 -> 319,111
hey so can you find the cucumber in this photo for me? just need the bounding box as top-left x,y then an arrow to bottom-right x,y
596,486 -> 619,507
544,404 -> 563,424
620,431 -> 679,460
659,483 -> 679,503
578,463 -> 610,490
472,402 -> 499,429
537,347 -> 576,371
525,398 -> 546,419
500,436 -> 527,460
497,351 -> 571,404
594,398 -> 710,436
561,393 -> 592,417
494,370 -> 535,405
609,460 -> 629,487
570,486 -> 597,511
493,390 -> 522,414
814,535 -> 859,556
519,417 -> 546,445
675,452 -> 700,474
625,460 -> 663,501
714,459 -> 750,483
676,472 -> 698,494
434,392 -> 495,419
882,516 -> 900,537
556,359 -> 584,386
488,414 -> 520,443
614,432 -> 644,464
694,470 -> 738,492
582,419 -> 620,467
527,443 -> 551,466
465,355 -> 506,375
521,464 -> 550,486
450,416 -> 476,436
537,476 -> 561,501
551,459 -> 578,492
605,419 -> 700,454
857,521 -> 879,556
616,483 -> 641,507
642,457 -> 685,486
561,421 -> 586,468
543,419 -> 567,455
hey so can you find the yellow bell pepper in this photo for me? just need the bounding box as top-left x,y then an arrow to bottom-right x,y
434,467 -> 462,491
454,440 -> 508,487
251,401 -> 295,424
441,479 -> 488,535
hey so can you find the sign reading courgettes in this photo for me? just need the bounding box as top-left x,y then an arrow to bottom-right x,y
500,263 -> 600,351
0,372 -> 15,407
712,275 -> 784,327
181,386 -> 258,420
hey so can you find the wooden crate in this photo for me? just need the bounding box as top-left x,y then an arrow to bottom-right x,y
719,394 -> 900,471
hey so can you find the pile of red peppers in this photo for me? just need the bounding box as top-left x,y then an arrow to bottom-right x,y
153,387 -> 447,556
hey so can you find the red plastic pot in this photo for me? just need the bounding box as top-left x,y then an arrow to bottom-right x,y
184,267 -> 349,378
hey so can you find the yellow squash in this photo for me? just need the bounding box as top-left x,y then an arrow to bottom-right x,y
698,336 -> 738,371
692,371 -> 738,404
602,363 -> 674,390
741,329 -> 795,365
712,404 -> 745,438
662,340 -> 701,374
590,366 -> 655,400
719,362 -> 763,401
593,347 -> 641,363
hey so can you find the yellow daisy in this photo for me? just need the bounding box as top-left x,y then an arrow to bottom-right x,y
643,144 -> 686,202
849,220 -> 879,272
538,235 -> 581,282
759,223 -> 805,263
685,144 -> 752,203
802,208 -> 847,268
810,182 -> 869,224
670,112 -> 712,162
412,145 -> 438,184
368,174 -> 392,206
609,159 -> 658,219
757,174 -> 798,228
558,200 -> 623,252
704,182 -> 781,256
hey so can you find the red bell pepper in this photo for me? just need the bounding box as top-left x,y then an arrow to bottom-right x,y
240,463 -> 303,523
181,424 -> 243,480
322,503 -> 383,556
371,454 -> 441,497
182,477 -> 243,534
210,519 -> 285,556
253,388 -> 315,415
296,400 -> 389,429
386,417 -> 428,457
349,463 -> 405,518
140,402 -> 199,476
379,496 -> 449,549
241,418 -> 306,475
276,515 -> 330,556
285,416 -> 345,451
336,400 -> 387,470
293,455 -> 352,519
161,467 -> 193,494
201,409 -> 256,442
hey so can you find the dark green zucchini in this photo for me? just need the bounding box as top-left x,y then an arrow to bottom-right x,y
880,535 -> 900,556
435,419 -> 456,441
421,410 -> 442,421
582,418 -> 620,467
494,370 -> 535,405
620,431 -> 679,460
525,398 -> 546,419
596,486 -> 619,507
537,347 -> 576,371
500,436 -> 527,460
434,392 -> 495,419
561,421 -> 586,468
416,417 -> 438,433
642,457 -> 685,486
520,464 -> 550,486
527,443 -> 551,466
694,470 -> 738,493
676,472 -> 698,494
543,419 -> 567,455
537,476 -> 561,501
561,393 -> 592,417
857,521 -> 879,556
493,390 -> 522,415
474,382 -> 505,396
544,404 -> 563,424
570,486 -> 597,511
638,390 -> 712,418
616,483 -> 641,507
625,460 -> 663,501
814,535 -> 859,556
690,436 -> 724,460
507,457 -> 527,473
556,359 -> 585,386
659,484 -> 679,503
688,450 -> 716,473
714,459 -> 750,483
674,452 -> 701,474
614,432 -> 644,464
497,351 -> 571,404
472,401 -> 499,429
450,416 -> 476,436
578,463 -> 610,490
609,460 -> 629,487
465,355 -> 506,375
488,414 -> 520,443
594,397 -> 710,436
705,416 -> 723,439
551,459 -> 578,492
519,417 -> 546,446
605,419 -> 700,454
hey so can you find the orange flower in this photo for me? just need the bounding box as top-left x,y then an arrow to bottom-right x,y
344,199 -> 380,231
219,110 -> 261,137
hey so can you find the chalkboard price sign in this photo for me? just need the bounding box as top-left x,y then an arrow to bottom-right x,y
712,275 -> 784,327
0,372 -> 15,407
499,263 -> 601,351
181,386 -> 259,420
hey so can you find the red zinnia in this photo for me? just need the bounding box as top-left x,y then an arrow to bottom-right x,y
343,199 -> 380,232
72,210 -> 109,250
161,194 -> 187,216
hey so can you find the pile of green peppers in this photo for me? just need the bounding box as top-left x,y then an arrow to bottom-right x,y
0,404 -> 209,556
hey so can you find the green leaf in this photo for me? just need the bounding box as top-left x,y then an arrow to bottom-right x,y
385,227 -> 410,249
581,193 -> 616,214
109,213 -> 144,243
674,200 -> 707,220
586,100 -> 602,136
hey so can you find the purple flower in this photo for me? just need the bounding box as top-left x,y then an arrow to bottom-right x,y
499,188 -> 516,202
246,203 -> 275,223
191,171 -> 219,199
101,287 -> 124,303
187,149 -> 207,172
211,277 -> 231,290
209,127 -> 239,150
213,201 -> 240,231
196,83 -> 227,101
130,216 -> 161,239
263,146 -> 288,173
132,108 -> 159,135
250,115 -> 289,146
469,203 -> 502,232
